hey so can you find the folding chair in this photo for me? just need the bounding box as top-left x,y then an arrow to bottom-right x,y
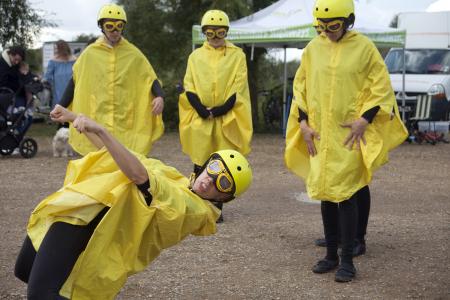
408,95 -> 449,144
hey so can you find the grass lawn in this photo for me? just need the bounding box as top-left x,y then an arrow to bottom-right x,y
28,119 -> 57,137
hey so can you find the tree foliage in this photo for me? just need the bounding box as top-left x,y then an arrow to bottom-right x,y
0,0 -> 55,48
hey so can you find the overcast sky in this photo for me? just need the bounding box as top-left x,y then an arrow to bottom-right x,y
31,0 -> 448,47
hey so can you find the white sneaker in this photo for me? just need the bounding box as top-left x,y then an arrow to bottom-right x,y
12,148 -> 20,155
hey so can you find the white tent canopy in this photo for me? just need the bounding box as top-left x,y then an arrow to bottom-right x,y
192,0 -> 406,48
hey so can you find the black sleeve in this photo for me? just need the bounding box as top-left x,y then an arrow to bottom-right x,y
151,79 -> 165,98
210,93 -> 237,117
298,108 -> 308,122
59,77 -> 75,108
361,106 -> 380,124
136,179 -> 153,206
186,91 -> 210,119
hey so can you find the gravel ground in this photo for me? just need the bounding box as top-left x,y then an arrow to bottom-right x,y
1,133 -> 449,299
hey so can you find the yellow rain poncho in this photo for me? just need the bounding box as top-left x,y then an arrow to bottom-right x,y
285,31 -> 408,202
70,37 -> 164,156
26,149 -> 219,299
179,41 -> 252,165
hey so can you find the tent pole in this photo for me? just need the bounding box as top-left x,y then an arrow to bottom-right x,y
282,46 -> 288,135
401,45 -> 406,122
251,44 -> 255,61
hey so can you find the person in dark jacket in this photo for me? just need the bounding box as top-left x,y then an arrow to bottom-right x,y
0,46 -> 26,93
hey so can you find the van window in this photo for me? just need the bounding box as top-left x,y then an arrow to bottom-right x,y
385,49 -> 450,74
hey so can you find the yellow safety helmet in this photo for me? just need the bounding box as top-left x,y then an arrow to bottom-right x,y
201,10 -> 230,29
212,149 -> 252,197
313,0 -> 354,19
97,3 -> 127,24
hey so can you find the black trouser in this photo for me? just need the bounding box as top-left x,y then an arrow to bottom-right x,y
15,208 -> 108,300
321,193 -> 358,265
330,185 -> 371,243
356,185 -> 370,242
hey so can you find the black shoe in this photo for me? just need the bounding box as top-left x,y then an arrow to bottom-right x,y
216,213 -> 224,223
335,262 -> 356,282
212,202 -> 224,223
312,258 -> 339,274
353,240 -> 366,257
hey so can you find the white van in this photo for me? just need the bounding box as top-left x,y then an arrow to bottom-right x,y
384,12 -> 450,122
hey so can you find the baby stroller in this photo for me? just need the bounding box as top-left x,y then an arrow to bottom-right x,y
0,85 -> 39,158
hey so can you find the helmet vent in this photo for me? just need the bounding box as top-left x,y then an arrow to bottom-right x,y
237,166 -> 242,171
315,7 -> 318,11
230,154 -> 234,158
325,8 -> 329,12
109,10 -> 112,14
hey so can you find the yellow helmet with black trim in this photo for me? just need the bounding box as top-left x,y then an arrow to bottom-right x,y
97,3 -> 127,23
313,0 -> 354,19
212,149 -> 252,197
201,10 -> 230,29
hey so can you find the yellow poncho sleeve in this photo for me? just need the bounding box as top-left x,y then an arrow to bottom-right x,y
357,47 -> 408,172
26,149 -> 218,300
285,49 -> 311,179
70,37 -> 164,156
179,42 -> 252,165
222,53 -> 253,154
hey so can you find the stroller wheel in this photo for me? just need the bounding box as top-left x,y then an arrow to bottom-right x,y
19,137 -> 38,158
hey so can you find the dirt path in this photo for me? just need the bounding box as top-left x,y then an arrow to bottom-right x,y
1,133 -> 449,299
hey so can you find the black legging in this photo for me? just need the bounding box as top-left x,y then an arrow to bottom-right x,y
356,185 -> 371,242
328,185 -> 371,243
321,192 -> 358,264
14,208 -> 108,300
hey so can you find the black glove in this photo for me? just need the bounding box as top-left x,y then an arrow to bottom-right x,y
59,77 -> 75,108
298,108 -> 308,123
151,79 -> 165,98
210,93 -> 236,117
186,91 -> 210,119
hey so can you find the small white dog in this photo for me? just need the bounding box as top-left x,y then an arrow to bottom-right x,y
52,127 -> 75,157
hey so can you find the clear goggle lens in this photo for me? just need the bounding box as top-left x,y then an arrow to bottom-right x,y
206,159 -> 234,193
204,28 -> 227,39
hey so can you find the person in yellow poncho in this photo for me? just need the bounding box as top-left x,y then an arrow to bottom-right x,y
285,0 -> 407,282
179,10 -> 253,222
311,16 -> 369,260
59,3 -> 164,156
14,105 -> 252,299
